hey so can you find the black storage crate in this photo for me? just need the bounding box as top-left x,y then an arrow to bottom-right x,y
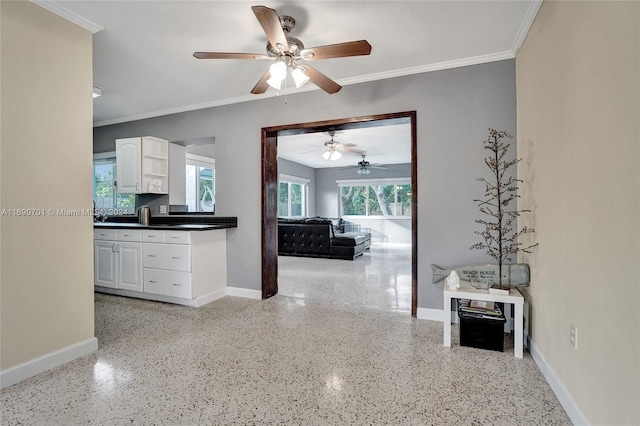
458,311 -> 506,352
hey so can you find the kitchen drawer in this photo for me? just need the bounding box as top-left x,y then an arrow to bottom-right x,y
94,229 -> 117,241
142,243 -> 164,269
116,229 -> 142,242
163,244 -> 190,271
164,231 -> 190,245
142,243 -> 190,271
143,268 -> 191,299
142,229 -> 163,242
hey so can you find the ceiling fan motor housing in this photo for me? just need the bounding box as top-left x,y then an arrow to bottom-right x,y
267,36 -> 304,57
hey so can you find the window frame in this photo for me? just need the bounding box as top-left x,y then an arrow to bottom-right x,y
337,177 -> 412,218
185,153 -> 215,213
92,152 -> 135,214
278,173 -> 309,218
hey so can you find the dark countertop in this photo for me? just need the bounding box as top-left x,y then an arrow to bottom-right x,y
93,215 -> 237,231
94,222 -> 234,231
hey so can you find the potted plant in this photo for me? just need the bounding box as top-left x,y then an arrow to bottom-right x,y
471,129 -> 538,288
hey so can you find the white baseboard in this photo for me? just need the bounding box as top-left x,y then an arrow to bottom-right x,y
416,307 -> 459,323
194,288 -> 227,307
417,307 -> 442,321
527,334 -> 588,425
0,337 -> 98,390
226,286 -> 262,300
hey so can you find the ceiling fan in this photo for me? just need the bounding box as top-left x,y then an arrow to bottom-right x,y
322,131 -> 364,160
193,5 -> 372,95
342,154 -> 388,175
298,131 -> 364,160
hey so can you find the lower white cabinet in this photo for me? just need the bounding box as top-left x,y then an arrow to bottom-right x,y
94,227 -> 227,307
94,231 -> 143,292
143,268 -> 191,299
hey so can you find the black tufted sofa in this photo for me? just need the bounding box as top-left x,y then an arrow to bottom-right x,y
278,217 -> 371,260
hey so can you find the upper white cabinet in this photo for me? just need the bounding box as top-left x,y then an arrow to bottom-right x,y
116,136 -> 169,194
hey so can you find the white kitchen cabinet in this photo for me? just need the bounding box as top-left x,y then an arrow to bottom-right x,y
94,240 -> 117,288
94,230 -> 143,292
117,242 -> 143,292
116,136 -> 169,194
94,227 -> 227,307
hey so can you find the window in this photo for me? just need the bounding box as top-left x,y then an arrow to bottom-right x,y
279,174 -> 308,217
93,155 -> 135,213
185,154 -> 215,213
338,178 -> 411,217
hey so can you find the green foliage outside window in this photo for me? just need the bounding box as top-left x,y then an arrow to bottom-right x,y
340,183 -> 411,216
279,181 -> 306,217
93,163 -> 134,210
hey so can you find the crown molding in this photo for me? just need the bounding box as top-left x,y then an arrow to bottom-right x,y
511,0 -> 544,54
31,1 -> 103,33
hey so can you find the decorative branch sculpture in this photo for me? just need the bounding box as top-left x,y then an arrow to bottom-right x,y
470,129 -> 538,287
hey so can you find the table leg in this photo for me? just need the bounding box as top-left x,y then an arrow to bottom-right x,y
504,303 -> 512,333
514,302 -> 523,358
444,295 -> 452,347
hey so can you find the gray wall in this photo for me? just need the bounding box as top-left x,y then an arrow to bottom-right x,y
277,157 -> 316,217
94,59 -> 516,310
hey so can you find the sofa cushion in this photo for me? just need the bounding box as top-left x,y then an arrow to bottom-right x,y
331,233 -> 366,247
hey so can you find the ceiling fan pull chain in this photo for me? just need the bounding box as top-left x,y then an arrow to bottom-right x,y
284,69 -> 288,104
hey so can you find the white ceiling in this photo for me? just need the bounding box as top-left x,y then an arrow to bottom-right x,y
35,0 -> 542,128
278,122 -> 412,169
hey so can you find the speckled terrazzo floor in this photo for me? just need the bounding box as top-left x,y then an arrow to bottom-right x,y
1,244 -> 571,425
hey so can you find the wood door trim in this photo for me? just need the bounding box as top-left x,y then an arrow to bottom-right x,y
261,111 -> 418,316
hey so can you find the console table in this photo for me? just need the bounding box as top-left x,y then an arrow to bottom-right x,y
443,283 -> 524,358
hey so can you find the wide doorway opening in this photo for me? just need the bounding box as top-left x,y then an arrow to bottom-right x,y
261,112 -> 417,316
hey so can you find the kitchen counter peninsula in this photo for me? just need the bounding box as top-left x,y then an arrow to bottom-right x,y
93,215 -> 236,307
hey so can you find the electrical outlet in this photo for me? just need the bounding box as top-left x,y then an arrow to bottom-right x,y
159,205 -> 167,214
570,324 -> 578,349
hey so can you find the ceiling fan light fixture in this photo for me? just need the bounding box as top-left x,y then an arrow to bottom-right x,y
267,61 -> 287,89
322,150 -> 342,161
357,167 -> 371,175
291,66 -> 310,88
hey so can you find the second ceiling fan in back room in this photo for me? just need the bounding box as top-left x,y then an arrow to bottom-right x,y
341,154 -> 388,175
193,5 -> 372,94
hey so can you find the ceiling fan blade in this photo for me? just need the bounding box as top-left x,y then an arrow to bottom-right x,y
300,40 -> 372,60
301,65 -> 341,94
250,69 -> 271,94
298,148 -> 322,155
341,146 -> 366,155
371,166 -> 388,169
193,52 -> 270,60
251,6 -> 289,52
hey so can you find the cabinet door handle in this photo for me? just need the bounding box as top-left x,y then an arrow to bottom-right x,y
123,234 -> 131,237
136,183 -> 139,192
171,236 -> 180,239
147,235 -> 157,238
148,254 -> 157,258
112,244 -> 116,252
149,280 -> 158,283
171,256 -> 181,260
116,245 -> 120,253
172,283 -> 182,287
99,233 -> 108,236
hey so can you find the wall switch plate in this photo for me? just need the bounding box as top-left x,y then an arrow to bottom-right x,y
570,324 -> 578,349
159,205 -> 167,214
